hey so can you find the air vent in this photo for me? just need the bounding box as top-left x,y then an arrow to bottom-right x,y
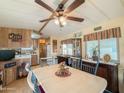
94,26 -> 102,31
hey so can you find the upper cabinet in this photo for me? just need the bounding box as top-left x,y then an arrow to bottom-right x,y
61,38 -> 82,57
0,27 -> 32,48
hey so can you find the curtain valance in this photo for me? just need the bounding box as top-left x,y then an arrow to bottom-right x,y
84,27 -> 121,41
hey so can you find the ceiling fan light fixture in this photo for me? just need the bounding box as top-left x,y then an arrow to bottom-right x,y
60,16 -> 66,22
54,16 -> 67,26
54,18 -> 59,25
35,0 -> 85,31
61,21 -> 67,26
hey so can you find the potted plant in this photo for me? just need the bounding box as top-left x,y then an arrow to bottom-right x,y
92,46 -> 98,61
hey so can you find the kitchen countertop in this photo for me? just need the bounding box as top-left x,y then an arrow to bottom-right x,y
57,55 -> 119,66
15,54 -> 31,59
82,58 -> 119,66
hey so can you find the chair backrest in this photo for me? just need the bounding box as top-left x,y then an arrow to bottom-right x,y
27,71 -> 35,92
27,71 -> 41,93
25,63 -> 31,72
81,61 -> 99,75
69,57 -> 81,69
104,90 -> 112,93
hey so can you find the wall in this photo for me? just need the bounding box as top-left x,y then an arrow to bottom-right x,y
50,36 -> 61,56
0,27 -> 33,48
58,16 -> 124,67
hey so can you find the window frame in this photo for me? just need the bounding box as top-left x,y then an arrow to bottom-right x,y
85,38 -> 120,63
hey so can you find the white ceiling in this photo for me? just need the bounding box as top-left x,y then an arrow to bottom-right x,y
0,0 -> 124,37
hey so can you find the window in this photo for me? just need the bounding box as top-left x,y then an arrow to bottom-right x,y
86,38 -> 119,62
62,44 -> 67,55
100,38 -> 118,61
67,44 -> 73,55
86,40 -> 98,58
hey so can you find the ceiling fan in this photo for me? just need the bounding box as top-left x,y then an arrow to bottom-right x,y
35,0 -> 85,33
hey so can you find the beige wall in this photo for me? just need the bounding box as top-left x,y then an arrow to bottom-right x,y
58,16 -> 124,67
50,36 -> 61,56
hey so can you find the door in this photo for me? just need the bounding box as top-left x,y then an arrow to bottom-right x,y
39,43 -> 47,58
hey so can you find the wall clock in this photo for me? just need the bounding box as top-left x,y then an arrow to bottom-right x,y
103,54 -> 111,63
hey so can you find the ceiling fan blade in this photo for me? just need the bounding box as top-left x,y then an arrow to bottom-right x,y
67,16 -> 84,22
38,0 -> 69,32
38,14 -> 54,32
35,0 -> 54,13
40,18 -> 54,22
33,30 -> 41,35
64,0 -> 85,14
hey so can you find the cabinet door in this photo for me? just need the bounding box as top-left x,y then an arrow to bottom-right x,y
31,55 -> 37,66
5,66 -> 16,85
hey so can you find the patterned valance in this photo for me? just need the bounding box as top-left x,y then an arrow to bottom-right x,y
84,27 -> 121,41
61,39 -> 74,44
61,38 -> 81,44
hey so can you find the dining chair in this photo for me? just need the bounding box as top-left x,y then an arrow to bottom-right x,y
25,63 -> 31,72
103,90 -> 112,93
40,57 -> 54,66
69,57 -> 81,69
81,60 -> 99,75
27,71 -> 35,92
27,71 -> 41,93
81,61 -> 112,93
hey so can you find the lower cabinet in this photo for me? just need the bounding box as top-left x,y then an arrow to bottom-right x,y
82,61 -> 119,93
31,55 -> 38,66
4,66 -> 16,85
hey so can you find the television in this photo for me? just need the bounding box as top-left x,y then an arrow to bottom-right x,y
0,50 -> 15,61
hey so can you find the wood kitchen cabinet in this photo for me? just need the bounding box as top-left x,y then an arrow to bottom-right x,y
5,66 -> 17,85
31,55 -> 38,66
0,60 -> 17,86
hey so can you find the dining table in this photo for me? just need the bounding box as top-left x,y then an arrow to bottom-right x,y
33,64 -> 107,93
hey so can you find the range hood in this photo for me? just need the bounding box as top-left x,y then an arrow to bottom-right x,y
31,30 -> 41,39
